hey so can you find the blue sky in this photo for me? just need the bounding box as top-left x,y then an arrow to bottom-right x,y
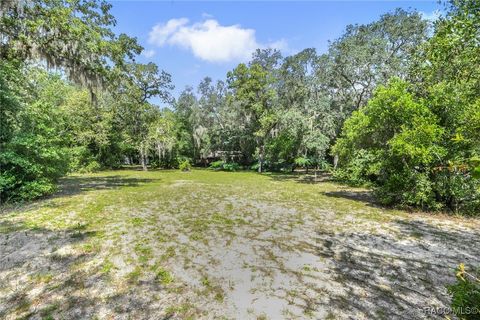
108,1 -> 441,103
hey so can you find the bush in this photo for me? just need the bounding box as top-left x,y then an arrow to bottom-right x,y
447,264 -> 480,320
209,160 -> 225,170
209,160 -> 240,171
80,161 -> 101,173
332,79 -> 480,214
332,149 -> 379,186
0,102 -> 70,202
250,162 -> 260,171
178,159 -> 192,172
294,157 -> 312,168
68,146 -> 103,173
223,162 -> 240,171
317,160 -> 332,171
250,160 -> 273,172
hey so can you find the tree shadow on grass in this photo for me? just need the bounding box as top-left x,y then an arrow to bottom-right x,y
0,175 -> 161,215
313,220 -> 480,319
56,175 -> 160,197
322,189 -> 382,208
394,219 -> 480,263
0,218 -> 175,319
267,171 -> 332,184
219,213 -> 479,319
0,220 -> 100,319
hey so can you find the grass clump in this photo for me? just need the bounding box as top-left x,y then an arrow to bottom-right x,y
179,159 -> 192,172
126,266 -> 143,284
156,267 -> 174,285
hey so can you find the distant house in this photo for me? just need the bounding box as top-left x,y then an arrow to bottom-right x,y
199,150 -> 243,165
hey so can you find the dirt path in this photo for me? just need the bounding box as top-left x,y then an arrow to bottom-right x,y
1,170 -> 479,319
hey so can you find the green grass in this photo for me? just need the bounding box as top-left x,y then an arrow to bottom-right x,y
155,267 -> 174,285
126,266 -> 143,284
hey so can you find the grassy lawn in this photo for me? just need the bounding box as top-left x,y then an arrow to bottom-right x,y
1,169 -> 479,319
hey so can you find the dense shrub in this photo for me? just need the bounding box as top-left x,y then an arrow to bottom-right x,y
333,79 -> 480,214
250,162 -> 260,171
68,146 -> 97,173
294,157 -> 312,170
0,64 -> 70,202
332,150 -> 378,186
209,160 -> 240,171
223,162 -> 240,172
0,101 -> 70,202
179,159 -> 192,172
82,161 -> 102,174
209,160 -> 225,170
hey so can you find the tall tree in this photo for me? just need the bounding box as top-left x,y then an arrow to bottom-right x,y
118,63 -> 174,170
324,9 -> 428,118
0,0 -> 142,90
227,62 -> 277,172
332,1 -> 480,214
148,109 -> 177,167
276,49 -> 336,170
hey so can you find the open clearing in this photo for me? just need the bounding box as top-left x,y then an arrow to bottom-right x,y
1,169 -> 479,320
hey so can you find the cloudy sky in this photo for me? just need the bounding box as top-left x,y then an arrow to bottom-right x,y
109,1 -> 441,102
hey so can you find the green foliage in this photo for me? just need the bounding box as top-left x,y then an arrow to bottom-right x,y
222,162 -> 240,172
250,162 -> 260,172
0,0 -> 142,88
294,157 -> 312,168
209,160 -> 225,170
447,264 -> 480,320
324,8 -> 428,115
178,159 -> 192,172
171,10 -> 426,175
0,66 -> 70,202
0,0 -> 144,202
334,78 -> 480,213
227,57 -> 279,172
333,79 -> 447,208
1,0 -> 478,214
333,1 -> 480,215
148,109 -> 177,168
334,78 -> 478,211
332,149 -> 379,186
209,161 -> 240,171
473,166 -> 480,180
155,267 -> 174,285
82,161 -> 102,174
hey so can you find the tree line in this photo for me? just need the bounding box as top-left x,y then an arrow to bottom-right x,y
1,0 -> 479,215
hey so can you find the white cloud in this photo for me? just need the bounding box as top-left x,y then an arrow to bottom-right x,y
148,18 -> 287,63
142,49 -> 156,58
421,10 -> 442,22
148,18 -> 189,46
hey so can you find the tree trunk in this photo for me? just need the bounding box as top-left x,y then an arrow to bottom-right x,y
140,143 -> 147,171
157,144 -> 162,166
258,144 -> 264,173
333,154 -> 339,169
